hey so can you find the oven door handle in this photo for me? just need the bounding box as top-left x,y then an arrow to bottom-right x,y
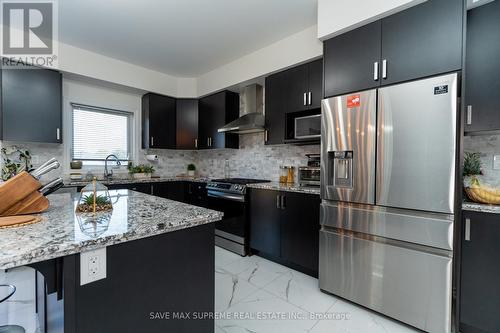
207,190 -> 245,202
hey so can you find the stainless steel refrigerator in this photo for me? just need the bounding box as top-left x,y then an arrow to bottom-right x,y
319,73 -> 457,333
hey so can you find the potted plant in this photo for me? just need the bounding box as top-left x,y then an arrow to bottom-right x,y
187,164 -> 196,177
128,164 -> 155,179
76,193 -> 113,212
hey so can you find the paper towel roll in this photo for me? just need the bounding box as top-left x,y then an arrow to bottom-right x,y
146,154 -> 158,162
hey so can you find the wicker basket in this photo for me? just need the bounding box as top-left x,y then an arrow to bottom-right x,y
465,186 -> 500,205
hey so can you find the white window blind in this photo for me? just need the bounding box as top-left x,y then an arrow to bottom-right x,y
72,104 -> 132,161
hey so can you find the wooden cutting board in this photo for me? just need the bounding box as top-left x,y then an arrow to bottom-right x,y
0,215 -> 41,229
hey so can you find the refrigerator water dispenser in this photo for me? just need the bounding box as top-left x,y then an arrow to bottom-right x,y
330,151 -> 353,188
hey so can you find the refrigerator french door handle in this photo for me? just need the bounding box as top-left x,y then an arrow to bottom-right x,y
373,62 -> 379,81
382,59 -> 387,79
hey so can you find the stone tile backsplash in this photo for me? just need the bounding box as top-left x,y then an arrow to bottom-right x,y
463,134 -> 500,186
1,135 -> 319,184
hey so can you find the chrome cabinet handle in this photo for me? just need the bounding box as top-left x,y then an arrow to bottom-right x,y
382,59 -> 387,79
465,218 -> 471,241
303,93 -> 307,106
194,138 -> 198,148
466,105 -> 472,125
207,137 -> 210,147
276,195 -> 281,209
373,62 -> 379,81
308,92 -> 312,105
56,128 -> 60,141
280,195 -> 286,209
151,136 -> 154,147
264,130 -> 268,142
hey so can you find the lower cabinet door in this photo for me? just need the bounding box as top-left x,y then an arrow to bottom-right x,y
107,183 -> 152,194
249,189 -> 281,257
460,211 -> 500,333
280,192 -> 320,274
152,182 -> 185,202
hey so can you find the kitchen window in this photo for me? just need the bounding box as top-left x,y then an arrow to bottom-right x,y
71,103 -> 133,163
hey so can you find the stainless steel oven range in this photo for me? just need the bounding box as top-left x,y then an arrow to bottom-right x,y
206,178 -> 270,256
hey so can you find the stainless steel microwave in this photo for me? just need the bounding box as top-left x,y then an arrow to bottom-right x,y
294,114 -> 321,139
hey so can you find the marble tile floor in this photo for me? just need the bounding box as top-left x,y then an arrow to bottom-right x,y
1,248 -> 422,333
215,246 -> 421,333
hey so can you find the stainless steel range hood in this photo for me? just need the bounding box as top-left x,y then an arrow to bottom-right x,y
218,84 -> 265,134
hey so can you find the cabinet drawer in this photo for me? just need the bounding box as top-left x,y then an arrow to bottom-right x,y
319,229 -> 452,333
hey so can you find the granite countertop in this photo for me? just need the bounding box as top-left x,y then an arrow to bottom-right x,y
247,182 -> 320,195
462,201 -> 500,214
0,190 -> 223,269
64,177 -> 210,187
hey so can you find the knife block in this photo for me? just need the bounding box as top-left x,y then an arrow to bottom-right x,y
0,171 -> 50,217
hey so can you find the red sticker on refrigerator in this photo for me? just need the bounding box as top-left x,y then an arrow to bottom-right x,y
347,94 -> 360,108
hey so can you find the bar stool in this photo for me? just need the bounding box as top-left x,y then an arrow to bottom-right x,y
0,285 -> 25,333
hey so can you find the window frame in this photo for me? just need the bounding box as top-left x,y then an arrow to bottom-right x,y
70,103 -> 133,162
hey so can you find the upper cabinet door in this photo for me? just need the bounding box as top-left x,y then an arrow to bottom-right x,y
176,99 -> 198,149
324,21 -> 382,98
142,93 -> 176,149
465,0 -> 500,133
307,59 -> 323,109
198,91 -> 239,150
2,67 -> 62,143
265,71 -> 287,145
381,0 -> 463,86
286,63 -> 309,112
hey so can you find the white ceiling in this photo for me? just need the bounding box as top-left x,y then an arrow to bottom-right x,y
59,0 -> 317,77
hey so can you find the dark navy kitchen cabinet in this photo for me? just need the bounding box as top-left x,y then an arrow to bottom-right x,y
176,99 -> 199,149
460,210 -> 500,333
249,188 -> 320,276
1,65 -> 62,143
142,93 -> 176,149
264,70 -> 287,145
464,0 -> 500,133
152,182 -> 186,202
380,0 -> 463,86
249,188 -> 282,258
280,191 -> 321,275
324,20 -> 382,98
198,91 -> 239,149
264,58 -> 323,145
324,0 -> 463,97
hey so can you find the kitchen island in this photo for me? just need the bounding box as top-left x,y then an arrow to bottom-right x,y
0,190 -> 223,333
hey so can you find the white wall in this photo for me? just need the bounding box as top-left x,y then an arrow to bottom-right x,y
317,0 -> 425,40
57,43 -> 198,98
197,25 -> 322,97
61,76 -> 143,175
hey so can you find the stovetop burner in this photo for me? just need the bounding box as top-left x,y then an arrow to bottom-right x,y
210,178 -> 270,185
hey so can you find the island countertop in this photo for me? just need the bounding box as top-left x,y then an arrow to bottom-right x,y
0,190 -> 223,269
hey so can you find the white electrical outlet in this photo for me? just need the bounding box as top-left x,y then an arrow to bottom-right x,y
80,247 -> 107,285
494,155 -> 500,170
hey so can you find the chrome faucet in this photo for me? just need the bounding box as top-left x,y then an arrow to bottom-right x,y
104,154 -> 122,180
